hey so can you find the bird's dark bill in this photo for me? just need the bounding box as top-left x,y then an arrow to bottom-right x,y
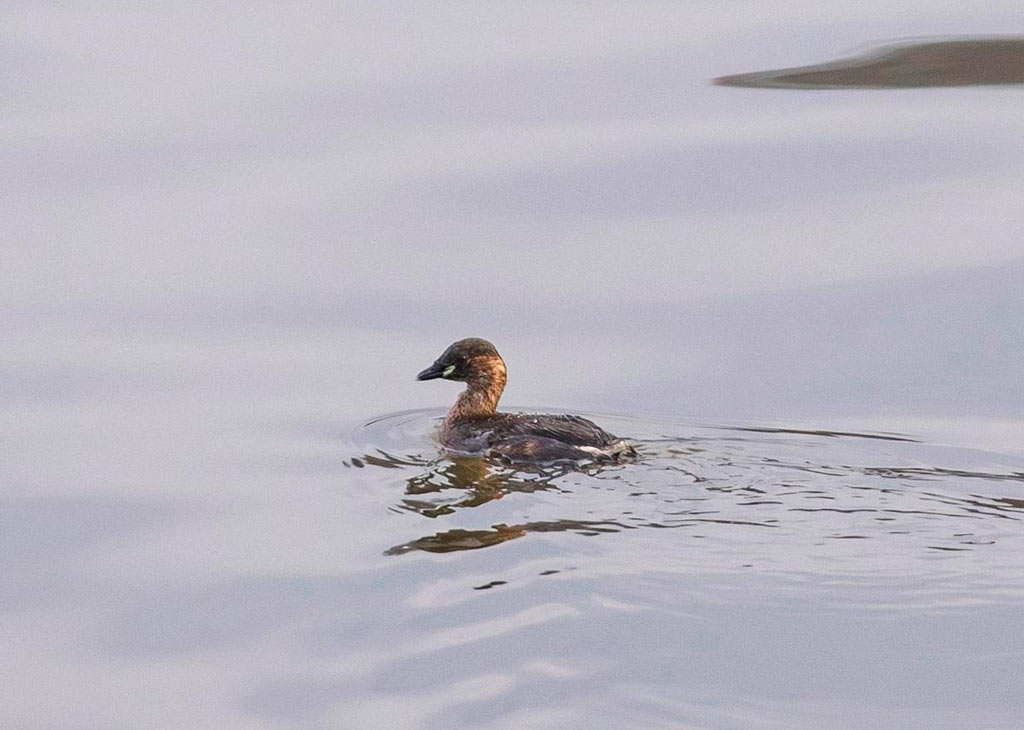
416,362 -> 446,380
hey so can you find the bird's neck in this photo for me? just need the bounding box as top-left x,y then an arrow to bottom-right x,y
445,360 -> 506,426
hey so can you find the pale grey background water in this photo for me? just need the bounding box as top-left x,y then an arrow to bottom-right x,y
3,3 -> 1024,729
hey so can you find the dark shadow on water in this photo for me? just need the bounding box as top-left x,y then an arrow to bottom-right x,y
715,37 -> 1024,89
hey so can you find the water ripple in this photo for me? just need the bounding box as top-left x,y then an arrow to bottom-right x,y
348,411 -> 1024,562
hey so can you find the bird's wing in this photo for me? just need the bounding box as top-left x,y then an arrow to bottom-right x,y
500,414 -> 618,447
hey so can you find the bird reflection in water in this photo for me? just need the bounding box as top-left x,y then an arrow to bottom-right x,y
351,414 -> 1024,561
349,450 -> 630,555
384,518 -> 628,555
399,456 -> 571,518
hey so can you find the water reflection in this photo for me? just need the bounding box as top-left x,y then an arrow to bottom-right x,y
861,465 -> 1024,483
399,458 -> 565,518
720,425 -> 918,442
354,411 -> 1024,558
715,37 -> 1024,89
385,519 -> 631,556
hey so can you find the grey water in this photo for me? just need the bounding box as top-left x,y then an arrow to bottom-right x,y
4,2 -> 1024,729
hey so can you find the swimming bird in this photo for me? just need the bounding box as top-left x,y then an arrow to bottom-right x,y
416,338 -> 636,464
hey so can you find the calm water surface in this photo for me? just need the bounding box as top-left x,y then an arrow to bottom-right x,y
338,410 -> 1024,728
3,2 -> 1024,728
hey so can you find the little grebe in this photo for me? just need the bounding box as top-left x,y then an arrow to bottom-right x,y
416,338 -> 636,463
